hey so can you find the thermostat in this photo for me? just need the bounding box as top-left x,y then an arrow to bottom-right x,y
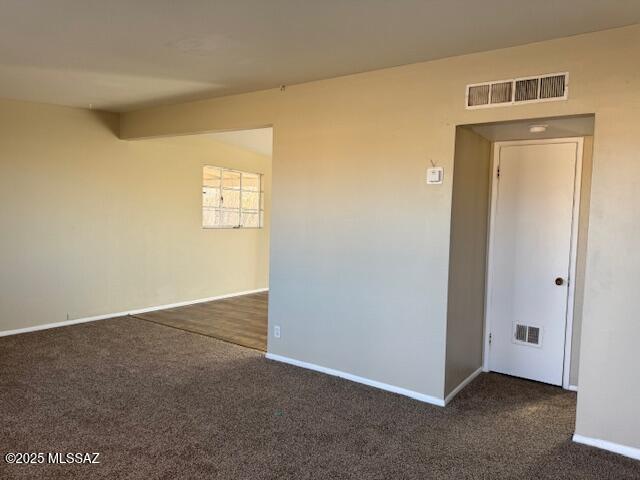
426,167 -> 444,184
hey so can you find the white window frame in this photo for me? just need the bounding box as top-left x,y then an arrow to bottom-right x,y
202,165 -> 264,229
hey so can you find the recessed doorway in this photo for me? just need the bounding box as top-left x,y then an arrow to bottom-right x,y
446,114 -> 594,394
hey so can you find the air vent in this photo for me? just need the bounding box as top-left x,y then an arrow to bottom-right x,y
540,74 -> 566,99
515,78 -> 539,102
513,323 -> 543,347
515,324 -> 528,343
466,73 -> 568,109
468,84 -> 490,107
527,326 -> 540,345
491,81 -> 513,104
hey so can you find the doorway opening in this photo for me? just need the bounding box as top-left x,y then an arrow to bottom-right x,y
445,115 -> 594,396
130,127 -> 273,351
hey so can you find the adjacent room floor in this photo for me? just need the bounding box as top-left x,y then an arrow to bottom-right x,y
1,318 -> 638,480
132,291 -> 268,351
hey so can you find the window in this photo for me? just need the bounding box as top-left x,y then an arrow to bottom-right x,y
202,166 -> 264,229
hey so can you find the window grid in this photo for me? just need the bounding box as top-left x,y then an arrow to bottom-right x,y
203,166 -> 264,229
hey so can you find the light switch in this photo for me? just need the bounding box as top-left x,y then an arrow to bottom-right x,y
427,167 -> 444,184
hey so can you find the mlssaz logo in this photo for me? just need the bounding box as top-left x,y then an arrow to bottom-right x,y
48,452 -> 101,464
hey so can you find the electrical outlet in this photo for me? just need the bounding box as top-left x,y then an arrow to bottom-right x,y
274,326 -> 281,338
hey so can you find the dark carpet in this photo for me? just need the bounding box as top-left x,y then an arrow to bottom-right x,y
1,318 -> 638,480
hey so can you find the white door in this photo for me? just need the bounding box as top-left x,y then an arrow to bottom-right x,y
487,139 -> 581,386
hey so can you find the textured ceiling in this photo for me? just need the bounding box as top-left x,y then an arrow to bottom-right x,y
0,0 -> 638,112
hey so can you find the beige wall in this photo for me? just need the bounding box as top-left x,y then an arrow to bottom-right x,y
0,98 -> 271,332
568,136 -> 594,386
94,25 -> 640,449
445,127 -> 491,396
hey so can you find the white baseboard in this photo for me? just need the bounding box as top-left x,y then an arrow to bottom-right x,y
444,367 -> 483,405
566,384 -> 578,392
265,352 -> 446,407
573,434 -> 640,461
0,288 -> 269,338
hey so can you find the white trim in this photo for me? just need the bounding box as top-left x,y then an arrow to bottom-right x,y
0,288 -> 269,337
265,353 -> 446,407
563,138 -> 583,389
573,434 -> 640,461
567,385 -> 578,392
444,367 -> 483,405
483,137 -> 583,390
483,142 -> 500,373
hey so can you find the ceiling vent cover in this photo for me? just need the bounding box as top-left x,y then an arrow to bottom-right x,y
466,72 -> 568,109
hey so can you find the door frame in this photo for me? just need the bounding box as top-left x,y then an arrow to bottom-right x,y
482,137 -> 584,390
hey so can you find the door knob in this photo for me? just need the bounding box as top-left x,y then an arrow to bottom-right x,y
555,277 -> 565,286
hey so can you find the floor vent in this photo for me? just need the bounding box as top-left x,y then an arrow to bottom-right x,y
513,323 -> 543,347
466,73 -> 568,109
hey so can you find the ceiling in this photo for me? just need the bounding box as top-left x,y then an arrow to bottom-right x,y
207,128 -> 273,157
1,1 -> 639,112
469,115 -> 595,142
